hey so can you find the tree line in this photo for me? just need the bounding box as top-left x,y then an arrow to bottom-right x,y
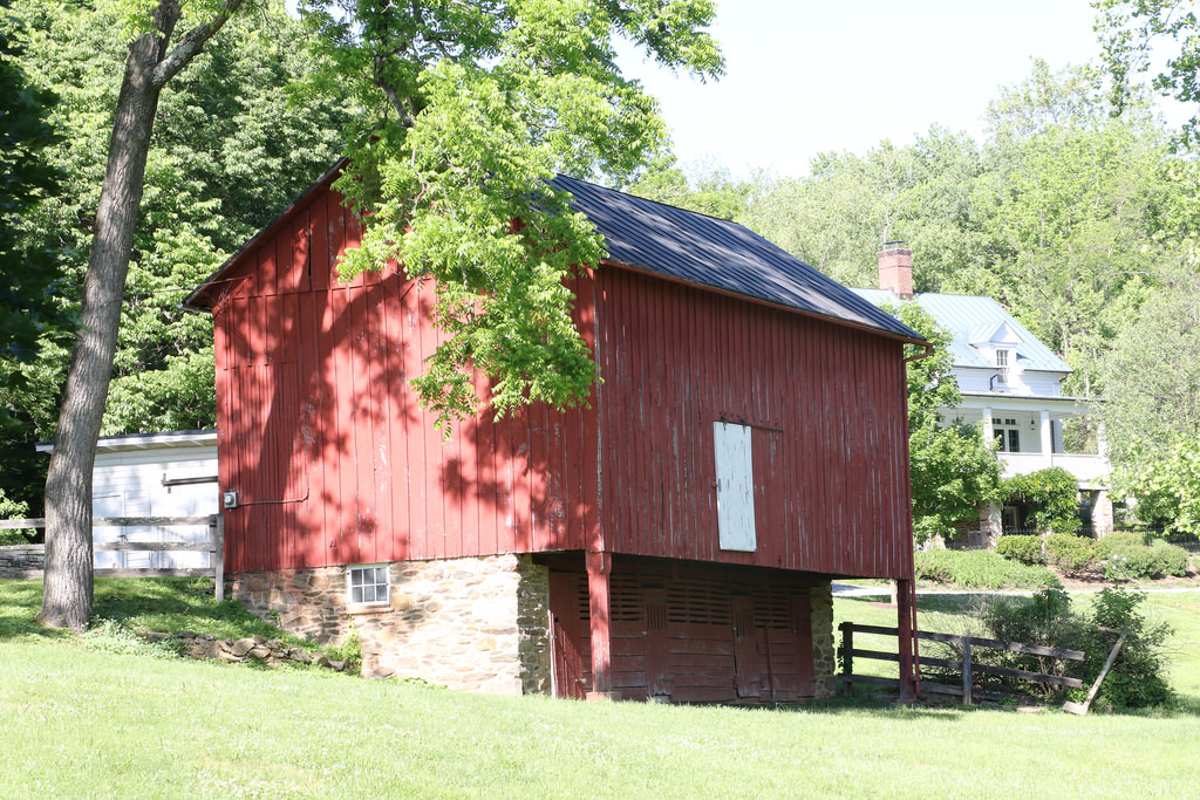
630,58 -> 1200,539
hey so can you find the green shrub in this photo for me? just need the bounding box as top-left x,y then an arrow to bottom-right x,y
1149,539 -> 1189,577
0,489 -> 34,545
1083,587 -> 1174,709
976,586 -> 1176,709
1044,533 -> 1098,575
915,549 -> 1061,590
995,534 -> 1044,565
1097,531 -> 1149,554
1097,534 -> 1190,579
1001,468 -> 1081,533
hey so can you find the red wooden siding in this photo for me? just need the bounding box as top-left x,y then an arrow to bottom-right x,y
214,188 -> 601,573
592,268 -> 913,579
210,182 -> 913,579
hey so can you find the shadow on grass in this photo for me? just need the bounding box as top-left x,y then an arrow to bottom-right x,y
0,577 -> 313,647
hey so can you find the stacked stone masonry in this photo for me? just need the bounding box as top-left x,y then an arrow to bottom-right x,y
809,581 -> 836,698
231,554 -> 551,695
0,545 -> 44,579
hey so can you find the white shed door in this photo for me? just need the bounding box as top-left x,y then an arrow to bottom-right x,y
714,421 -> 756,551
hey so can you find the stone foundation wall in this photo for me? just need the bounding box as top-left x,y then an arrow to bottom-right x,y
809,580 -> 835,698
231,554 -> 551,695
0,545 -> 44,579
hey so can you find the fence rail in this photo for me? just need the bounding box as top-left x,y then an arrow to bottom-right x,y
0,515 -> 224,600
839,621 -> 1085,704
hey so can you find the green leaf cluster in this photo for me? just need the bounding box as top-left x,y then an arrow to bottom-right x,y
1001,467 -> 1082,534
0,0 -> 349,511
884,302 -> 1002,543
0,3 -> 71,378
300,0 -> 722,429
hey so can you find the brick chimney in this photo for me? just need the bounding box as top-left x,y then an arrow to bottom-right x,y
878,241 -> 913,299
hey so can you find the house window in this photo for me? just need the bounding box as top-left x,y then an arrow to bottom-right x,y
994,418 -> 1020,453
995,349 -> 1010,382
347,564 -> 390,607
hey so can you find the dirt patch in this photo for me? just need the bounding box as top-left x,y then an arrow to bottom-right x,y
1054,566 -> 1200,592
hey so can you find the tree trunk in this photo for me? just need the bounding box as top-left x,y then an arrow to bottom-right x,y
39,0 -> 242,630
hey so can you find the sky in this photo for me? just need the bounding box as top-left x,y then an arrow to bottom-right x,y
618,0 -> 1182,178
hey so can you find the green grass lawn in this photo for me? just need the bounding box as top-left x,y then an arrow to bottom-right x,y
2,579 -> 1199,798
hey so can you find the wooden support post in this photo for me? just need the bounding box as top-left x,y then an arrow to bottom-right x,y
585,550 -> 615,701
961,636 -> 973,705
896,578 -> 916,701
839,621 -> 854,695
211,514 -> 225,603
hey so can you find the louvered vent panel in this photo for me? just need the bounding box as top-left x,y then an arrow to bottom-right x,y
753,590 -> 793,630
667,579 -> 731,625
610,574 -> 644,623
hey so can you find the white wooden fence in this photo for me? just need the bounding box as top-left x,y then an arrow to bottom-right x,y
0,515 -> 224,601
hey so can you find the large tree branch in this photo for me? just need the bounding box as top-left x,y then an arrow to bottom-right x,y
152,0 -> 247,88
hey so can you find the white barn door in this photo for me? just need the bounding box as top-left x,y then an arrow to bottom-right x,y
713,421 -> 756,551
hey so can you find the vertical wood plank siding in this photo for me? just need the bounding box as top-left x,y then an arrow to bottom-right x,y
593,268 -> 912,578
214,189 -> 602,573
212,184 -> 912,579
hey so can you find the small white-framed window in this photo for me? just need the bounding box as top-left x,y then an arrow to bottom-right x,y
995,348 -> 1010,382
347,564 -> 390,607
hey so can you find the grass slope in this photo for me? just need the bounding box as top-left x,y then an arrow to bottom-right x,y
2,579 -> 1199,798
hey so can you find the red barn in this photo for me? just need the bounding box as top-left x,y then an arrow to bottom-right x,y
187,164 -> 924,702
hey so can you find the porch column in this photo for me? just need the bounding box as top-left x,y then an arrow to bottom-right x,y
585,550 -> 615,700
897,577 -> 917,701
1040,410 -> 1052,467
982,407 -> 994,443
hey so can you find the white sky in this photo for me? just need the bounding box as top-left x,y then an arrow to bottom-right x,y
618,0 -> 1184,178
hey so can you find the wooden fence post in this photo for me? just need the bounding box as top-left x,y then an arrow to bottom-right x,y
961,636 -> 972,705
839,621 -> 854,695
211,514 -> 225,602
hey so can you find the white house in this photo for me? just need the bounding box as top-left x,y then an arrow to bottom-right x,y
853,243 -> 1113,544
37,429 -> 219,568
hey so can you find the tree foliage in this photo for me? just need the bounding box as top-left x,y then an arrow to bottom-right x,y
890,303 -> 1002,543
1096,0 -> 1200,147
0,2 -> 69,381
626,152 -> 754,220
1001,467 -> 1082,533
300,0 -> 723,429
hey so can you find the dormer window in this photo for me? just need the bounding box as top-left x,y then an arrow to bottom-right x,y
995,348 -> 1010,382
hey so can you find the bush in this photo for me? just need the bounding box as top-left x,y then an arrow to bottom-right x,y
1149,539 -> 1189,577
0,489 -> 34,546
975,586 -> 1176,709
1044,533 -> 1098,575
995,534 -> 1044,565
915,549 -> 1060,590
1097,533 -> 1190,579
1084,587 -> 1174,709
1002,468 -> 1082,533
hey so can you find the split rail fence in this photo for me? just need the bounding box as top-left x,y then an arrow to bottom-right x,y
0,515 -> 224,601
839,620 -> 1085,704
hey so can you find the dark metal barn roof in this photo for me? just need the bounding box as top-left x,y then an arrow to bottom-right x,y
553,174 -> 922,342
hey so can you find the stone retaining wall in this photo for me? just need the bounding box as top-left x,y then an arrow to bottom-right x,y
0,545 -> 44,579
231,554 -> 551,695
176,633 -> 350,671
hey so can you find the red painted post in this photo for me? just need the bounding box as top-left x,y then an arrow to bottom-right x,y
586,549 -> 615,700
897,577 -> 916,701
